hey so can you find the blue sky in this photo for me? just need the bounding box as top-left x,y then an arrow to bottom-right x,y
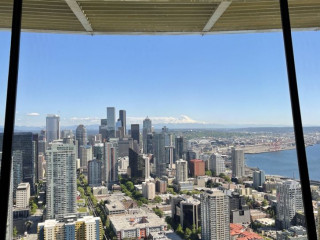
0,31 -> 320,128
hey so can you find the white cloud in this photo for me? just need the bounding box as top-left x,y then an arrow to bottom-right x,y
26,112 -> 40,116
127,115 -> 206,125
68,117 -> 100,124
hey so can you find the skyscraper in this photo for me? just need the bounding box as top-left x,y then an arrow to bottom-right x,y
107,107 -> 116,138
129,149 -> 150,181
79,145 -> 93,168
276,180 -> 303,229
153,132 -> 166,178
143,117 -> 152,153
175,159 -> 188,183
131,124 -> 140,144
88,159 -> 102,187
175,136 -> 185,160
231,148 -> 245,178
210,153 -> 225,176
119,110 -> 126,136
46,140 -> 77,220
76,124 -> 87,146
104,141 -> 118,188
201,190 -> 230,240
253,170 -> 265,190
0,132 -> 37,194
46,114 -> 60,143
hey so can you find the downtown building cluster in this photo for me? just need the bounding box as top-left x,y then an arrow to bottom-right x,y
1,108 -> 317,240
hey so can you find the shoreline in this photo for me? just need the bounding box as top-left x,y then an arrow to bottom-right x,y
244,143 -> 316,154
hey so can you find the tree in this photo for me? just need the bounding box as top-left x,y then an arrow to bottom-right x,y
185,228 -> 192,239
154,196 -> 162,203
153,208 -> 164,218
125,181 -> 134,191
205,170 -> 212,176
262,199 -> 268,207
176,224 -> 184,237
13,226 -> 18,237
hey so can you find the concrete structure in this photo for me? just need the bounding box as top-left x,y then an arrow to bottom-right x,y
92,186 -> 108,196
107,107 -> 116,138
228,192 -> 250,224
46,140 -> 77,220
210,153 -> 225,176
79,145 -> 92,168
16,182 -> 30,209
46,114 -> 60,143
189,159 -> 205,177
38,153 -> 45,181
276,180 -> 304,229
104,141 -> 118,188
88,159 -> 102,186
201,190 -> 230,240
142,181 -> 156,200
143,117 -> 152,154
109,211 -> 166,239
37,216 -> 103,240
156,179 -> 167,194
231,148 -> 245,178
253,170 -> 265,190
175,159 -> 188,183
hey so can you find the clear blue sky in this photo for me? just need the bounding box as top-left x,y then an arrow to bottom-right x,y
0,31 -> 320,127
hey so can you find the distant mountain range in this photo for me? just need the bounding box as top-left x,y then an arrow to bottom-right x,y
1,124 -> 320,134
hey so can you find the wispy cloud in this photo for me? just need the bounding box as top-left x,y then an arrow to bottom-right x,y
26,112 -> 40,116
69,117 -> 100,124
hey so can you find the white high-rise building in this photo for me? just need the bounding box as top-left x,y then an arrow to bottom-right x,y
16,182 -> 30,208
276,180 -> 303,229
79,145 -> 92,168
46,114 -> 60,143
176,159 -> 188,183
253,170 -> 265,189
143,155 -> 151,180
231,148 -> 245,178
201,190 -> 230,240
210,153 -> 225,176
142,181 -> 155,200
45,140 -> 77,220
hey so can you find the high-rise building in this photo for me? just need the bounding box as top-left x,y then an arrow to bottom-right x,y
99,119 -> 108,140
153,129 -> 170,178
143,117 -> 152,153
76,124 -> 87,146
38,153 -> 45,181
0,132 -> 37,194
88,159 -> 102,187
276,180 -> 304,229
142,181 -> 155,200
146,133 -> 153,154
175,136 -> 185,160
79,145 -> 93,168
231,148 -> 245,178
16,182 -> 30,209
176,159 -> 188,183
12,150 -> 23,196
104,141 -> 118,188
131,124 -> 140,144
189,159 -> 205,177
253,170 -> 265,190
93,143 -> 104,161
165,146 -> 175,169
46,114 -> 60,143
46,140 -> 77,220
201,190 -> 230,240
210,153 -> 225,176
128,149 -> 150,181
119,110 -> 126,136
156,179 -> 167,194
107,107 -> 116,138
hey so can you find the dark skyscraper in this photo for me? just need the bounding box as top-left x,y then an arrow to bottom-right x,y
107,107 -> 116,138
143,117 -> 152,154
119,110 -> 126,136
175,136 -> 184,160
131,124 -> 140,144
0,132 -> 38,194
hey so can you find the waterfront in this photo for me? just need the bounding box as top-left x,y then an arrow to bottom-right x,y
246,144 -> 320,181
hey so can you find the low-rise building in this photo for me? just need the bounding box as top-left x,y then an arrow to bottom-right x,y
142,181 -> 156,200
109,211 -> 167,239
276,226 -> 307,240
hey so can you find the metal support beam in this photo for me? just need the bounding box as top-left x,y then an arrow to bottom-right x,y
65,0 -> 93,32
203,0 -> 231,32
279,0 -> 317,238
0,0 -> 23,238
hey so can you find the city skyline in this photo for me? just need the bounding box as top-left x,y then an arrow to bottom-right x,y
1,31 -> 320,128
